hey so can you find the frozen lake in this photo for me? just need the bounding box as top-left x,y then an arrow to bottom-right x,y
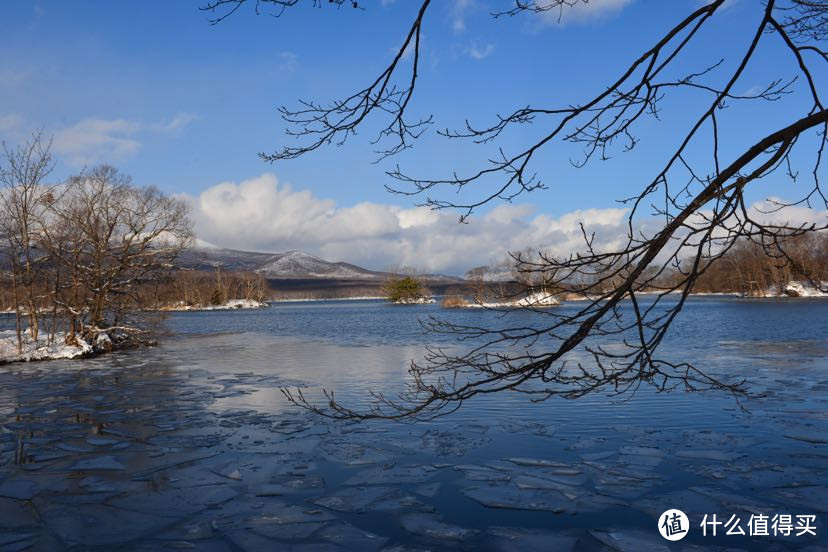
0,297 -> 825,550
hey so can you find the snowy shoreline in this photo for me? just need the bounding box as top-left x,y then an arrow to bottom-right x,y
457,291 -> 561,309
755,281 -> 828,298
390,297 -> 437,305
270,296 -> 386,303
2,281 -> 825,316
0,331 -> 94,364
158,299 -> 269,311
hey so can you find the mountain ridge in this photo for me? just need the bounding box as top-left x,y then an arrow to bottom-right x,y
178,244 -> 462,282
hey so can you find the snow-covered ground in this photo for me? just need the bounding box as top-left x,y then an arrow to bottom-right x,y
271,296 -> 386,303
782,281 -> 828,297
0,330 -> 93,364
755,280 -> 828,298
161,299 -> 269,311
457,291 -> 561,308
391,297 -> 437,305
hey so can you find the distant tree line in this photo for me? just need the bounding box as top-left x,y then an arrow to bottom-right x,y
689,232 -> 828,295
152,268 -> 270,309
457,232 -> 828,302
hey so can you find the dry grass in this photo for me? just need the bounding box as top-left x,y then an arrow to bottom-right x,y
441,295 -> 470,308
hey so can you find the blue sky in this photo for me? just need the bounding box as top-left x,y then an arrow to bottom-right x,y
1,0 -> 824,273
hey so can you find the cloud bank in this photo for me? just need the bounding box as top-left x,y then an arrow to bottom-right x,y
188,174 -> 828,276
188,173 -> 632,275
53,113 -> 199,166
538,0 -> 633,25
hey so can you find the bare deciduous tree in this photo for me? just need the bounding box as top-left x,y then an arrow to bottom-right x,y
51,165 -> 193,340
205,0 -> 828,419
0,132 -> 54,350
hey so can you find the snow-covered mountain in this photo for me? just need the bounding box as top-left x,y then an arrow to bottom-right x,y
177,246 -> 277,273
179,244 -> 458,282
256,251 -> 387,280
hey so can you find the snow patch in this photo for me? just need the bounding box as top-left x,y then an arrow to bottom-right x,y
271,296 -> 386,303
755,280 -> 828,298
465,291 -> 561,309
0,331 -> 93,364
162,299 -> 269,311
782,281 -> 828,298
391,297 -> 436,305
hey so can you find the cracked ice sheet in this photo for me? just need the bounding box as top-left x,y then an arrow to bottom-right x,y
109,488 -> 208,518
0,479 -> 40,500
37,503 -> 183,547
462,483 -> 624,513
400,514 -> 475,541
246,502 -> 337,524
413,426 -> 491,458
679,429 -> 757,450
256,475 -> 326,496
311,486 -> 431,513
343,464 -> 436,486
589,529 -> 671,552
692,461 -> 828,489
772,486 -> 828,513
164,462 -> 241,489
487,527 -> 579,552
505,464 -> 588,486
592,475 -> 656,500
319,441 -> 395,466
453,464 -> 511,482
67,455 -> 126,471
150,519 -> 218,542
675,449 -> 742,462
0,532 -> 39,552
634,490 -> 721,518
689,486 -> 779,516
315,522 -> 388,551
242,503 -> 338,541
0,497 -> 40,531
511,474 -> 584,499
130,539 -> 233,552
495,418 -> 557,438
247,520 -> 328,541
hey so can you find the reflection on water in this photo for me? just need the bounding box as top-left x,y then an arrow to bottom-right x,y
0,297 -> 825,550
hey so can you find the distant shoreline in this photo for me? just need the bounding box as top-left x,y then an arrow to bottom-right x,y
1,289 -> 825,317
269,296 -> 386,303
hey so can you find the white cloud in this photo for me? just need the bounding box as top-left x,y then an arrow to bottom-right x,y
277,51 -> 299,72
189,174 -> 828,276
452,0 -> 476,33
743,197 -> 828,228
466,42 -> 495,60
53,113 -> 198,166
398,33 -> 426,61
538,0 -> 633,25
151,113 -> 200,132
398,205 -> 440,229
53,119 -> 142,165
188,173 -> 635,274
0,113 -> 24,134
